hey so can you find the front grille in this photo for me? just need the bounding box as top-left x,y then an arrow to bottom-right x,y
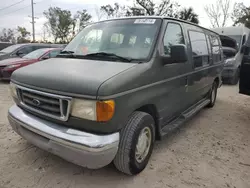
17,86 -> 72,121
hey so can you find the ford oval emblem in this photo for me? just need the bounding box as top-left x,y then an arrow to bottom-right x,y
32,99 -> 41,106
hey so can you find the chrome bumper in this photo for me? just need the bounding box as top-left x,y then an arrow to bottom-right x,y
8,105 -> 120,169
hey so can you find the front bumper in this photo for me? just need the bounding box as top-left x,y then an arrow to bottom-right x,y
221,67 -> 237,78
8,105 -> 120,169
0,69 -> 12,80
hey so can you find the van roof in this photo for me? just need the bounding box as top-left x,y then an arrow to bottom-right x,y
93,16 -> 219,36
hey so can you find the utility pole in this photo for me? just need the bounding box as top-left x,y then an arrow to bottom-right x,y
31,0 -> 35,42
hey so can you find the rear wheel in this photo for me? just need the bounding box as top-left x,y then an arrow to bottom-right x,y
113,111 -> 155,175
207,81 -> 218,108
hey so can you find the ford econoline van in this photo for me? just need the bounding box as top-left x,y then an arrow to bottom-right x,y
8,17 -> 223,175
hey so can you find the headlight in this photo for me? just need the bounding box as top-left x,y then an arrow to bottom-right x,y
6,64 -> 21,69
224,59 -> 235,66
9,82 -> 18,99
71,99 -> 115,122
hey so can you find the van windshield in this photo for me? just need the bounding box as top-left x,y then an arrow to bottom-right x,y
63,18 -> 162,61
228,35 -> 242,47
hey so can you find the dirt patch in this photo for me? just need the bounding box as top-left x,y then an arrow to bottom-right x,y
0,83 -> 249,188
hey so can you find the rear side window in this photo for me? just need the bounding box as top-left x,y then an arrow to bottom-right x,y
211,35 -> 222,64
189,31 -> 209,68
163,23 -> 185,55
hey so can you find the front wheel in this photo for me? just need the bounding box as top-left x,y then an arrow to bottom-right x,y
113,111 -> 155,175
207,81 -> 218,108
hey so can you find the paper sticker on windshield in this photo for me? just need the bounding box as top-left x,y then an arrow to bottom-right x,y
134,19 -> 156,24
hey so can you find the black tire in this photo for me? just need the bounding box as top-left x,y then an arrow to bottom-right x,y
229,69 -> 239,85
113,111 -> 155,175
207,81 -> 218,108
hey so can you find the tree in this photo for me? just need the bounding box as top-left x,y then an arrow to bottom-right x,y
100,3 -> 126,18
232,2 -> 250,28
130,0 -> 180,17
95,6 -> 105,21
16,26 -> 30,43
0,28 -> 15,43
204,0 -> 231,28
178,7 -> 199,24
101,0 -> 180,18
44,7 -> 75,43
75,9 -> 92,31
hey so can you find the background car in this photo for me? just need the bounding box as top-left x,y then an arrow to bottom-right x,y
0,48 -> 62,80
0,42 -> 13,51
0,43 -> 64,61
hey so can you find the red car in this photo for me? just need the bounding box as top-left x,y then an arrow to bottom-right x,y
0,48 -> 62,80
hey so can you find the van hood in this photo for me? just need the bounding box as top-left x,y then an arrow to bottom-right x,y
11,58 -> 136,97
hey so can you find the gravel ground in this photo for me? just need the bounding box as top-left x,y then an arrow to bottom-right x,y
0,82 -> 249,188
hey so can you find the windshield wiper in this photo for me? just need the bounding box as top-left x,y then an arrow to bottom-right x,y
58,50 -> 76,58
84,52 -> 132,62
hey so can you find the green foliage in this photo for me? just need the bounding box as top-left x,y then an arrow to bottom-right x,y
232,3 -> 250,28
0,28 -> 15,43
17,26 -> 30,43
76,9 -> 92,31
100,0 -> 199,23
100,3 -> 126,18
101,0 -> 180,18
178,7 -> 199,24
43,7 -> 92,42
44,7 -> 75,43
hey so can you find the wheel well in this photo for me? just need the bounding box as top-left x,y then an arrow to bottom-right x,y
214,77 -> 219,86
136,104 -> 160,140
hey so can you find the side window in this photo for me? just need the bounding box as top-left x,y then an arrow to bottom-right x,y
211,35 -> 222,64
163,23 -> 185,55
189,31 -> 209,68
206,35 -> 212,54
110,33 -> 124,44
18,46 -> 33,54
129,36 -> 137,46
49,50 -> 61,58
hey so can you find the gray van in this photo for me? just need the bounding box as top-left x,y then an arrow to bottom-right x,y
8,17 -> 223,175
0,43 -> 64,61
213,26 -> 250,84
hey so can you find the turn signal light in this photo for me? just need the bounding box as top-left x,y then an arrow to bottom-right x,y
96,100 -> 115,122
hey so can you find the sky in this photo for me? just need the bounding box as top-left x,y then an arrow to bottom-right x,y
0,0 -> 249,41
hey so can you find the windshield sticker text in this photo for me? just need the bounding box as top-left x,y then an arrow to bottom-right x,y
134,19 -> 156,24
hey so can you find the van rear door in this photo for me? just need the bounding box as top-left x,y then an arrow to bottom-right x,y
239,33 -> 250,95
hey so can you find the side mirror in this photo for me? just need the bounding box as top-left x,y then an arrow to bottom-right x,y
16,51 -> 24,57
41,56 -> 49,60
170,44 -> 188,63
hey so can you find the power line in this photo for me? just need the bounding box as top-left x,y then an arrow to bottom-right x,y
0,5 -> 30,16
0,0 -> 26,11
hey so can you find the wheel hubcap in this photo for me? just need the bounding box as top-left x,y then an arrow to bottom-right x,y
135,127 -> 152,163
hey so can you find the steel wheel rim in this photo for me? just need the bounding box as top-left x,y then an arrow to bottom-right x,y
135,127 -> 152,163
